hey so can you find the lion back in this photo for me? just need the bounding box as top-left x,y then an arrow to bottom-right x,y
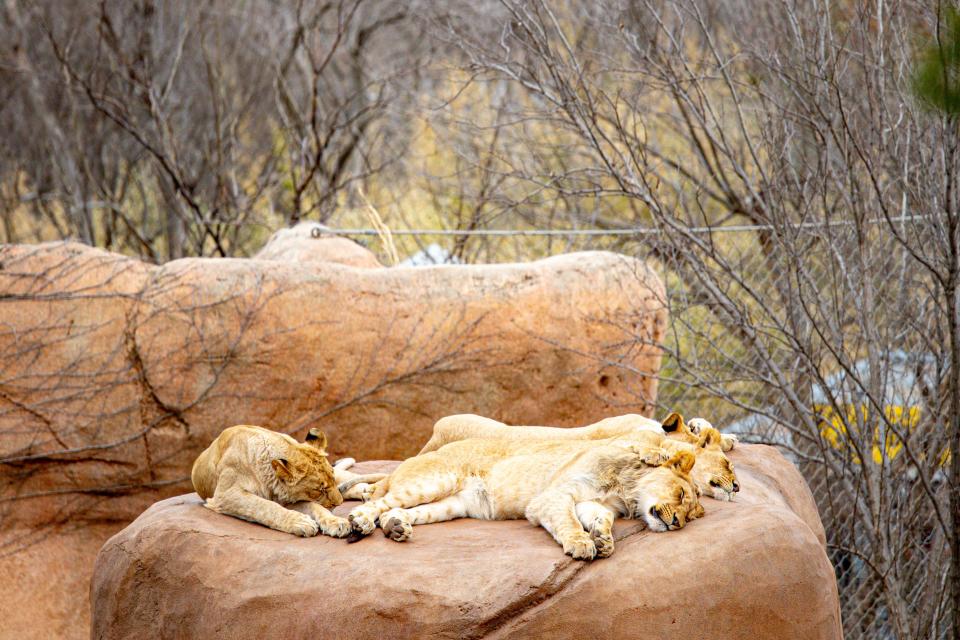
191,425 -> 271,500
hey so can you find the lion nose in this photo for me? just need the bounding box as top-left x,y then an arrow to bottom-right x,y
732,481 -> 741,493
671,514 -> 679,527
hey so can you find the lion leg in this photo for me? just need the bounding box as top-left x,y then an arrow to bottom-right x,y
575,501 -> 616,558
380,494 -> 469,542
526,489 -> 596,560
338,474 -> 389,501
206,488 -> 319,537
341,482 -> 372,502
347,475 -> 459,537
289,501 -> 351,538
346,478 -> 387,502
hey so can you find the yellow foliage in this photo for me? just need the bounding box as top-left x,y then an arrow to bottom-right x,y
815,403 -> 927,466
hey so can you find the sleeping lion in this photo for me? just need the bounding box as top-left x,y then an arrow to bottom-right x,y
413,412 -> 740,501
419,411 -> 738,454
192,425 -> 354,537
347,438 -> 703,560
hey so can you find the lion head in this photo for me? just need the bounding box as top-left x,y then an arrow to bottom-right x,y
689,427 -> 740,501
660,412 -> 740,500
616,449 -> 704,532
271,428 -> 343,507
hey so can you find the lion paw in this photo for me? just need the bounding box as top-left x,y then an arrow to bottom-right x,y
641,450 -> 669,466
320,516 -> 352,538
381,515 -> 413,542
590,528 -> 615,558
562,534 -> 597,560
348,510 -> 377,536
286,513 -> 320,537
358,484 -> 376,502
342,482 -> 372,502
687,418 -> 711,434
720,434 -> 738,451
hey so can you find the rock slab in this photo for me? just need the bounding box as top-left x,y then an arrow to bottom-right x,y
1,242 -> 665,528
91,445 -> 842,639
0,240 -> 665,639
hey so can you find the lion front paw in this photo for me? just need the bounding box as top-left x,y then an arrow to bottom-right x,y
562,533 -> 597,560
348,509 -> 377,536
320,516 -> 352,538
720,434 -> 738,451
381,515 -> 413,542
285,513 -> 321,537
641,449 -> 669,466
590,528 -> 615,558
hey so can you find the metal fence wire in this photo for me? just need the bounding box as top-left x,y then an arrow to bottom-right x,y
334,218 -> 953,640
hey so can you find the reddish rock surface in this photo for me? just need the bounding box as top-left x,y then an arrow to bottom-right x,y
0,240 -> 665,639
91,446 -> 841,640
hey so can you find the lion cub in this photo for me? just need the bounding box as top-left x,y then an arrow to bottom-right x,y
192,425 -> 351,537
347,438 -> 703,560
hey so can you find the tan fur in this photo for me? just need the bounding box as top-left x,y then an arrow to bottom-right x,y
413,412 -> 740,501
191,425 -> 351,537
419,412 -> 737,453
347,438 -> 702,560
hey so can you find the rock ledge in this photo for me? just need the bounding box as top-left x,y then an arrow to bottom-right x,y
91,446 -> 841,640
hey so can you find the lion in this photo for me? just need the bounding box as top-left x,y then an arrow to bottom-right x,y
418,411 -> 737,453
346,438 -> 703,560
191,425 -> 352,537
413,412 -> 740,501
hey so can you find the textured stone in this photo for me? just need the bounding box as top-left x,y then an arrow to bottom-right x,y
0,240 -> 666,638
91,446 -> 841,640
253,222 -> 384,268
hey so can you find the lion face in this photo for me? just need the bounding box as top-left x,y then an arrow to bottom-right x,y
271,429 -> 343,507
621,450 -> 703,532
691,428 -> 740,501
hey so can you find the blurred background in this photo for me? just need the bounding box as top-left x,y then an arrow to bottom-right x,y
1,1 -> 958,638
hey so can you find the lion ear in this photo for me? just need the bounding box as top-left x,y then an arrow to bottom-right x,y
271,458 -> 293,480
696,427 -> 722,449
665,450 -> 696,474
689,500 -> 705,520
660,412 -> 686,433
305,428 -> 328,452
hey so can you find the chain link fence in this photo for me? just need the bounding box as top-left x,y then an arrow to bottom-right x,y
341,219 -> 953,640
647,222 -> 951,640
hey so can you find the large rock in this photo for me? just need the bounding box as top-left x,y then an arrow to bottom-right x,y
0,240 -> 665,638
253,221 -> 384,268
91,445 -> 841,639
